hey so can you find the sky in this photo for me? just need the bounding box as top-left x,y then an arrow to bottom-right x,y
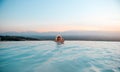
0,0 -> 120,32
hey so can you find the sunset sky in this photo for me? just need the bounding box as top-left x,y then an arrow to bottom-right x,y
0,0 -> 120,32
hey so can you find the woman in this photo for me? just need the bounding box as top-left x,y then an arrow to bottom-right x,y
55,35 -> 64,44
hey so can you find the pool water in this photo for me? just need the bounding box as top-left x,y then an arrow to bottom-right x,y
0,41 -> 120,72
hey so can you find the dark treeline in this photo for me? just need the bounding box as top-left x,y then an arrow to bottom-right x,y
0,35 -> 120,41
0,36 -> 40,41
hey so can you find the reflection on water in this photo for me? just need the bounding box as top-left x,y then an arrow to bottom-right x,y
0,41 -> 120,72
56,42 -> 63,48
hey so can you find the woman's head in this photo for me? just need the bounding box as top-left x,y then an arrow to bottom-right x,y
57,36 -> 61,38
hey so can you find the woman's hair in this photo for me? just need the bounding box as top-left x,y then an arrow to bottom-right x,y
57,36 -> 61,38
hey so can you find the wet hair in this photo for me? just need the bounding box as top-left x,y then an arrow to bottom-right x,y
57,36 -> 61,38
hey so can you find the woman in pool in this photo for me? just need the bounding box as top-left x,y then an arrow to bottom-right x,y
55,35 -> 64,44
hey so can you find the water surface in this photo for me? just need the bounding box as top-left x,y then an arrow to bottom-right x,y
0,41 -> 120,72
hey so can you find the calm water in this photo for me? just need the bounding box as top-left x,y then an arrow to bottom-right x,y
0,41 -> 120,72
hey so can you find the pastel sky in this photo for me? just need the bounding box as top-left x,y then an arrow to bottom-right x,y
0,0 -> 120,32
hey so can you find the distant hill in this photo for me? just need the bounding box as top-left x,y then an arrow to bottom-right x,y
0,31 -> 120,41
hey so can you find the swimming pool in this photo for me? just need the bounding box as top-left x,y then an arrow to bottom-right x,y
0,41 -> 120,72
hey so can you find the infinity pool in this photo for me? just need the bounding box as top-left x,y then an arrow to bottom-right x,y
0,41 -> 120,72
